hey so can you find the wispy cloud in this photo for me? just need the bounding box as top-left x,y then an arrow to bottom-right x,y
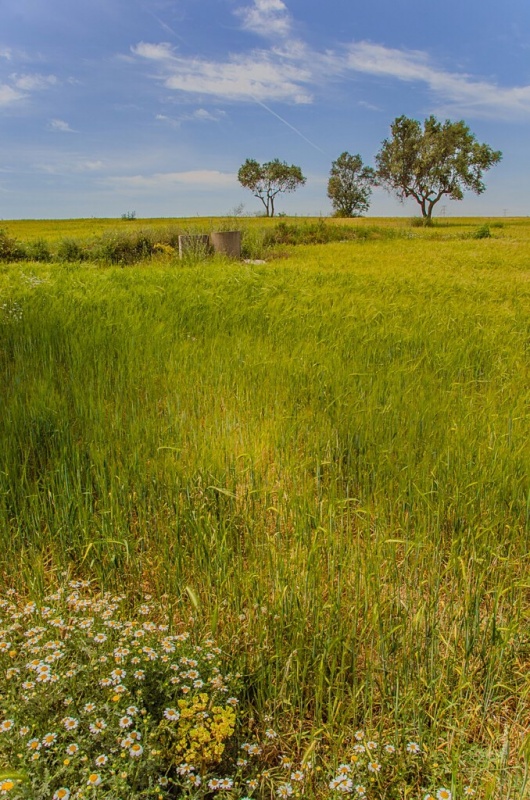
156,108 -> 226,127
10,72 -> 57,91
345,41 -> 530,117
132,42 -> 312,103
48,118 -> 76,132
108,169 -> 236,190
0,83 -> 25,106
235,0 -> 292,39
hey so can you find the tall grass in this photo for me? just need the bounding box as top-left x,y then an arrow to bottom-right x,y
1,224 -> 529,793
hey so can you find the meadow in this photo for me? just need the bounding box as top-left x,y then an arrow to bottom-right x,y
0,216 -> 529,799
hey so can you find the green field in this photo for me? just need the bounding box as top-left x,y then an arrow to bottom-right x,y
0,217 -> 529,798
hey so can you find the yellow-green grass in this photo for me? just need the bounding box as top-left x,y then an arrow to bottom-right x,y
1,220 -> 529,794
2,214 -> 527,243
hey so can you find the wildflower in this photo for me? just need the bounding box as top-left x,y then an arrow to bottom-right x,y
27,738 -> 41,751
355,787 -> 366,797
208,779 -> 221,790
126,706 -> 138,716
227,696 -> 239,706
19,726 -> 30,736
89,719 -> 107,735
111,668 -> 126,682
276,784 -> 294,798
83,703 -> 96,714
353,744 -> 366,753
0,720 -> 14,733
0,780 -> 15,794
95,755 -> 108,766
354,730 -> 364,741
53,790 -> 71,800
247,779 -> 259,791
291,771 -> 305,781
129,743 -> 144,758
368,761 -> 381,773
134,670 -> 145,680
219,779 -> 233,790
463,789 -> 475,797
86,774 -> 102,787
66,743 -> 79,755
384,744 -> 396,753
42,732 -> 58,747
119,716 -> 132,729
407,741 -> 421,754
62,717 -> 79,731
163,708 -> 180,721
188,774 -> 202,787
265,728 -> 277,739
158,777 -> 169,787
436,791 -> 452,800
366,740 -> 378,750
337,764 -> 351,775
93,634 -> 107,644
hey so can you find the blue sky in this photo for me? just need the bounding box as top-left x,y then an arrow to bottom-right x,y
1,0 -> 529,219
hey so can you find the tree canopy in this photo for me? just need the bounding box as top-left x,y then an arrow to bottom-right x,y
327,152 -> 375,217
375,115 -> 502,221
237,158 -> 306,217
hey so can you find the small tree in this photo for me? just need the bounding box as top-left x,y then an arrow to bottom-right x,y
327,152 -> 375,217
237,158 -> 306,217
375,115 -> 502,221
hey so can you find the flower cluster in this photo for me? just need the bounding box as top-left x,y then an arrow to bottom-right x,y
0,584 -> 243,799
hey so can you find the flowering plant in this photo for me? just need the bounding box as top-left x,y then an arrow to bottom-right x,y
0,584 -> 241,799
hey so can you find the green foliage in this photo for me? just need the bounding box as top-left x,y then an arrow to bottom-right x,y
57,238 -> 86,263
472,223 -> 492,239
0,229 -> 26,261
375,116 -> 502,219
327,152 -> 375,217
237,158 -> 306,217
24,239 -> 52,262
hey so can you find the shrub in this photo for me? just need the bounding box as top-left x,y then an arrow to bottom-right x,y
57,238 -> 86,263
0,229 -> 26,261
472,224 -> 491,239
25,239 -> 52,263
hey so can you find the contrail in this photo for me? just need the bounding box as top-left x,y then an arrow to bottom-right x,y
252,97 -> 328,156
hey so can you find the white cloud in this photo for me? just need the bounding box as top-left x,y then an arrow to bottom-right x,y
345,41 -> 530,117
108,169 -> 236,190
132,42 -> 312,103
10,72 -> 57,91
48,118 -> 75,132
156,108 -> 226,126
0,83 -> 25,106
236,0 -> 292,39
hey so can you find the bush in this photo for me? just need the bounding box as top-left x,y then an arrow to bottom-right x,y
472,224 -> 491,239
0,229 -> 26,261
25,239 -> 52,263
57,238 -> 86,262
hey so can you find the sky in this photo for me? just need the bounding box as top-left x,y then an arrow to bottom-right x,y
1,0 -> 529,219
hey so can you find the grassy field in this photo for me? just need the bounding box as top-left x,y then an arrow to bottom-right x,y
0,217 -> 529,798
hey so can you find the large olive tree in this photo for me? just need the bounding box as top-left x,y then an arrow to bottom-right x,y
375,115 -> 502,221
237,158 -> 306,217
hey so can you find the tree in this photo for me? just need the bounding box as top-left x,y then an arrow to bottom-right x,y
237,158 -> 306,217
327,152 -> 375,217
375,115 -> 502,221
